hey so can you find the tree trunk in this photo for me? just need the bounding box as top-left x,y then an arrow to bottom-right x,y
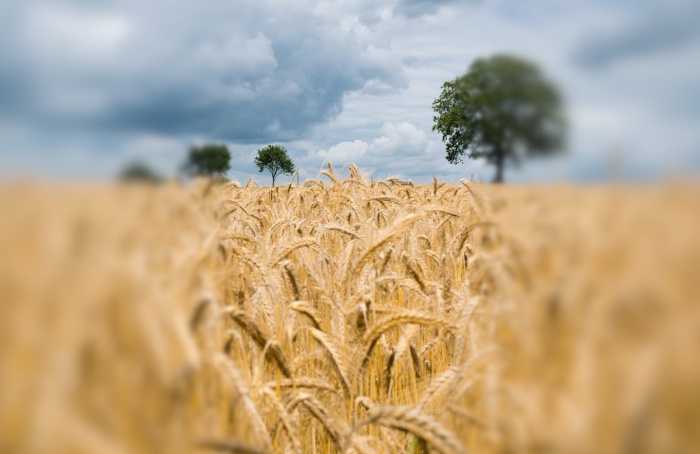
493,151 -> 504,183
271,173 -> 276,187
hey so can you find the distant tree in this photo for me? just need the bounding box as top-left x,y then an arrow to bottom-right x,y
254,145 -> 295,186
432,54 -> 566,183
182,144 -> 231,178
119,161 -> 161,183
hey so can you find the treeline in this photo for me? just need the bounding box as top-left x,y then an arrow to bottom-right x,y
120,143 -> 296,186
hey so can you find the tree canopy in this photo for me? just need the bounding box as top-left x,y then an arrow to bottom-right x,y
182,144 -> 231,178
254,145 -> 295,186
119,161 -> 161,183
432,54 -> 566,183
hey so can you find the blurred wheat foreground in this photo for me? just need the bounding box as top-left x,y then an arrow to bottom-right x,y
1,165 -> 699,454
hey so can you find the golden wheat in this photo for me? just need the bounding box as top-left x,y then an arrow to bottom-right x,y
1,169 -> 699,453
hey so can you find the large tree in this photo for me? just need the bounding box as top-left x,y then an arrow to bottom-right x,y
432,54 -> 566,183
254,145 -> 295,186
182,144 -> 231,178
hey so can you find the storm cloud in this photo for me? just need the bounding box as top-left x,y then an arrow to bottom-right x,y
1,0 -> 406,143
574,0 -> 700,68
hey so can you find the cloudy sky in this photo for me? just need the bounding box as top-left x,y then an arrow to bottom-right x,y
1,0 -> 699,184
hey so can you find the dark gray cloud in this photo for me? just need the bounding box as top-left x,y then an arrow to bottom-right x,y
574,0 -> 700,68
1,0 -> 406,143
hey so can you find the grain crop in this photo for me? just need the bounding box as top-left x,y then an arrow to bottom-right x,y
1,165 -> 699,453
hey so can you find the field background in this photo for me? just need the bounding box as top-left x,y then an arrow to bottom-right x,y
1,166 -> 699,454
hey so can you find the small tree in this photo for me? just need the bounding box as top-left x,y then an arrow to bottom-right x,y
182,144 -> 231,178
432,54 -> 565,183
119,161 -> 161,183
254,145 -> 295,186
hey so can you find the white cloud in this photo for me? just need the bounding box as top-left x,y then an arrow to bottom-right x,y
314,122 -> 432,165
24,4 -> 131,64
374,122 -> 430,153
317,140 -> 370,163
305,121 -> 470,181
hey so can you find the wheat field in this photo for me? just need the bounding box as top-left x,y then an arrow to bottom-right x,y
1,164 -> 699,454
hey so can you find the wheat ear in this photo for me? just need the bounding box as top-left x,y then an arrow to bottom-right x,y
228,311 -> 292,378
217,357 -> 273,451
361,310 -> 457,369
262,377 -> 339,394
287,393 -> 345,451
447,404 -> 487,430
352,213 -> 424,275
320,170 -> 340,185
197,438 -> 272,454
271,238 -> 316,266
323,222 -> 361,239
289,301 -> 322,330
417,367 -> 459,411
348,404 -> 465,454
307,327 -> 351,395
453,221 -> 494,255
257,387 -> 302,454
